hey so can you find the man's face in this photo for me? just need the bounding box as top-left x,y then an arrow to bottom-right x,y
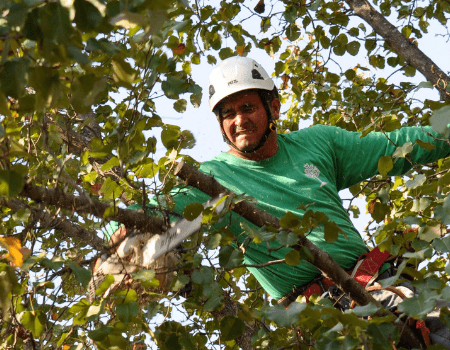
220,91 -> 268,152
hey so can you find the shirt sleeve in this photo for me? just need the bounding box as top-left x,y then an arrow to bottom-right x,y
327,125 -> 450,190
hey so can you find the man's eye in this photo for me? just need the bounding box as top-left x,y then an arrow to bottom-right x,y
243,107 -> 255,113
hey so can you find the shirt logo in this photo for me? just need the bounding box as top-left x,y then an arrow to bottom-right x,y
304,164 -> 327,187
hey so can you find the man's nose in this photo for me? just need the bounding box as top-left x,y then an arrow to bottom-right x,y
234,112 -> 246,126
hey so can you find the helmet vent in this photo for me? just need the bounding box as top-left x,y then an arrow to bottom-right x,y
251,69 -> 264,80
209,85 -> 215,98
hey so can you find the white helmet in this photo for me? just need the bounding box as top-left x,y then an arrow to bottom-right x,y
208,56 -> 275,111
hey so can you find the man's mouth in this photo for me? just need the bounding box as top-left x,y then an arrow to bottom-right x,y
234,126 -> 256,137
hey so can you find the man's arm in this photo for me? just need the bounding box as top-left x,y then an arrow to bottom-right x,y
328,125 -> 450,190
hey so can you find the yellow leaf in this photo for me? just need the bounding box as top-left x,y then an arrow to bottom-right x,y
0,236 -> 23,267
63,345 -> 71,350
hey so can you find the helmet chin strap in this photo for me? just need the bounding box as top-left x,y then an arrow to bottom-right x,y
219,92 -> 276,154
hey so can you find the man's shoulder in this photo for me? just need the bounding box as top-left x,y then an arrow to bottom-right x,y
199,153 -> 232,173
279,124 -> 336,142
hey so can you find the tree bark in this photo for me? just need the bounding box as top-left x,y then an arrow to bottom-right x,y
174,160 -> 425,349
344,0 -> 450,101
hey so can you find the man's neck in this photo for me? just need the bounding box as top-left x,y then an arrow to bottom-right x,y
227,132 -> 279,161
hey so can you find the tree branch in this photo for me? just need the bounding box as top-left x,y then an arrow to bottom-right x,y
344,0 -> 450,101
3,198 -> 105,251
174,160 -> 424,349
19,182 -> 166,235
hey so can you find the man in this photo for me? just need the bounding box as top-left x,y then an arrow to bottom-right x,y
103,56 -> 450,346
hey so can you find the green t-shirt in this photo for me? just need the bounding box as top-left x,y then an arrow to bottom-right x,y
107,125 -> 450,300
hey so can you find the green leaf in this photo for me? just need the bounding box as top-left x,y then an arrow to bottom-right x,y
263,302 -> 306,327
219,245 -> 244,270
324,221 -> 342,243
86,303 -> 102,319
316,91 -> 329,103
67,261 -> 92,288
7,3 -> 28,28
344,69 -> 356,80
114,288 -> 138,304
403,65 -> 416,77
162,76 -> 188,99
112,57 -> 137,89
434,195 -> 450,225
161,124 -> 181,149
135,160 -> 159,178
285,250 -> 301,266
430,105 -> 450,135
116,301 -> 139,323
71,74 -> 107,113
405,174 -> 426,189
346,41 -> 360,56
56,332 -> 70,348
365,39 -> 376,52
191,266 -> 214,285
100,177 -> 120,200
101,156 -> 120,171
392,142 -> 413,158
0,59 -> 29,99
277,230 -> 300,246
19,310 -> 46,337
415,139 -> 435,150
173,98 -> 187,113
280,211 -> 300,228
0,91 -> 11,118
0,170 -> 24,198
89,325 -> 113,342
415,81 -> 433,90
39,2 -> 72,47
203,283 -> 223,311
83,171 -> 97,183
165,334 -> 182,350
220,315 -> 245,341
397,293 -> 437,318
219,47 -> 234,60
351,302 -> 379,317
377,156 -> 393,176
183,202 -> 204,221
95,274 -> 115,296
411,197 -> 431,212
417,224 -> 442,242
240,222 -> 274,243
132,269 -> 156,281
432,235 -> 450,253
74,0 -> 103,32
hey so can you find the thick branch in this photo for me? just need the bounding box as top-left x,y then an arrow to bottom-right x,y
344,0 -> 450,100
174,160 -> 424,349
4,198 -> 104,251
20,182 -> 166,234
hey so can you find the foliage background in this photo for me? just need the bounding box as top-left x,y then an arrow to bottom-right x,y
0,0 -> 450,349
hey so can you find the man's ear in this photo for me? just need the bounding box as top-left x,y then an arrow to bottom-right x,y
271,98 -> 281,120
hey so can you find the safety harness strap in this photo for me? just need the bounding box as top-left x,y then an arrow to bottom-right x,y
301,246 -> 390,302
